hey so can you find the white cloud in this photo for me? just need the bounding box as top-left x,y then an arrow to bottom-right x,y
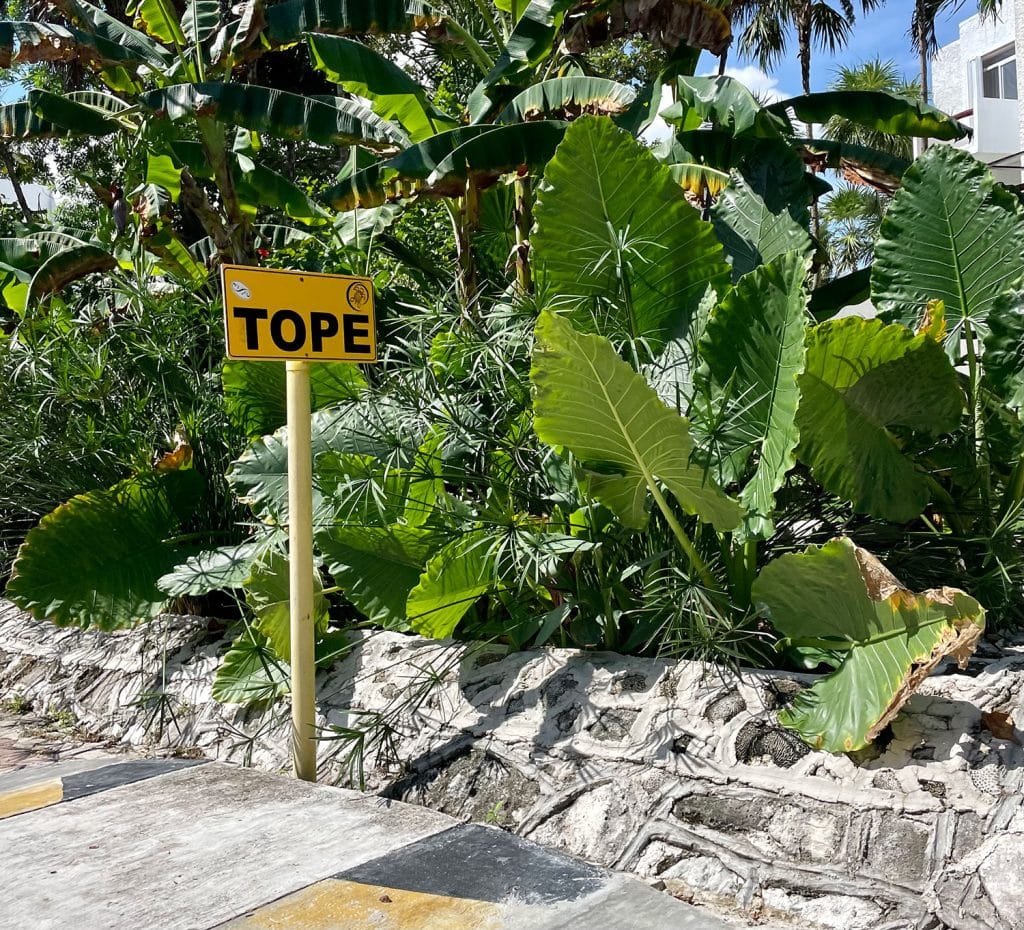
640,83 -> 678,143
699,65 -> 794,103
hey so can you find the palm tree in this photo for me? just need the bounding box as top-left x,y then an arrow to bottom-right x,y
820,59 -> 916,273
731,0 -> 884,242
733,0 -> 884,99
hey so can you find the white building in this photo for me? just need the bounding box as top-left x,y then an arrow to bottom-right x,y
932,0 -> 1024,184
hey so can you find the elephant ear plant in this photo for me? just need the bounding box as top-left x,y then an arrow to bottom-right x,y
2,41 -> 1009,758
752,538 -> 984,752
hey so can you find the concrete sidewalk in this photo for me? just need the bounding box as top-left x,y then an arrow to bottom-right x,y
0,757 -> 757,930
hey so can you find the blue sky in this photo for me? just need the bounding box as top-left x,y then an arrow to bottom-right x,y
713,0 -> 971,98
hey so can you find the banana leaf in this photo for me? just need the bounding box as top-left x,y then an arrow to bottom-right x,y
57,0 -> 174,69
0,20 -> 147,70
663,75 -> 790,139
307,33 -> 458,142
323,122 -> 567,210
0,89 -> 120,139
468,0 -> 576,123
142,83 -> 408,150
133,0 -> 186,46
496,76 -> 637,123
770,90 -> 970,141
263,0 -> 434,46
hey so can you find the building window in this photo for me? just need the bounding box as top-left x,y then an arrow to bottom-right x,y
982,46 -> 1017,100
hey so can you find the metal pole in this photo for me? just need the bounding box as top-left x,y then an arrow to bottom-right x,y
286,359 -> 317,782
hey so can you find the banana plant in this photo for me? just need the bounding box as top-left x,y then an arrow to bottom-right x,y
0,0 -> 440,294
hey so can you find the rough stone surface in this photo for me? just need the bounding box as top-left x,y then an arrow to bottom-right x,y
1,600 -> 1023,930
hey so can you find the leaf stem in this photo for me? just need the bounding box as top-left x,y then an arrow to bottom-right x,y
648,481 -> 717,591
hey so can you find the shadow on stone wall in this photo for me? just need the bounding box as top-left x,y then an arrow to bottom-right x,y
1,600 -> 1022,930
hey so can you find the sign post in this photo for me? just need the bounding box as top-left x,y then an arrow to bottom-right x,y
222,265 -> 377,782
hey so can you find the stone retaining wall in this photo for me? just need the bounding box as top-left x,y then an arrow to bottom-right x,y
1,600 -> 1022,930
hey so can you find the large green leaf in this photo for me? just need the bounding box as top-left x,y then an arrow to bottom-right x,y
323,122 -> 566,210
532,116 -> 730,351
182,0 -> 220,45
711,170 -> 813,280
532,310 -> 742,532
699,253 -> 809,536
211,626 -> 348,705
7,470 -> 204,630
157,536 -> 280,596
28,244 -> 116,303
796,317 -> 963,522
496,76 -> 637,123
212,630 -> 289,705
0,21 -> 146,70
983,287 -> 1024,410
134,0 -> 187,46
245,550 -> 328,661
407,531 -> 502,639
263,0 -> 434,45
770,91 -> 970,141
59,0 -> 174,69
236,160 -> 327,222
317,524 -> 444,629
663,75 -> 790,138
222,359 -> 366,438
227,401 -> 421,526
808,267 -> 871,322
142,83 -> 407,150
307,33 -> 457,142
799,138 -> 910,193
428,120 -> 566,182
0,90 -> 120,139
872,144 -> 1024,350
753,537 -> 985,752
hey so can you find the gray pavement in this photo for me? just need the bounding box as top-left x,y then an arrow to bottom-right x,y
0,755 -> 768,930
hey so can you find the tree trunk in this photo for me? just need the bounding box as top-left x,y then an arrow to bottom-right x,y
0,144 -> 35,224
197,117 -> 254,264
513,174 -> 533,295
455,177 -> 480,311
918,10 -> 931,152
798,9 -> 820,244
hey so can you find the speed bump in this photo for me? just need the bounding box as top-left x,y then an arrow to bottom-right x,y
0,758 -> 204,820
0,777 -> 62,819
221,879 -> 504,930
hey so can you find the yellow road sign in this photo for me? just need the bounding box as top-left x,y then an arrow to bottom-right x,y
222,264 -> 377,362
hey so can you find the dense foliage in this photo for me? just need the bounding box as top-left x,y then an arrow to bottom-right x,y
0,0 -> 1018,753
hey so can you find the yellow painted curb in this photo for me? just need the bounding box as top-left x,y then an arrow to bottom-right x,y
0,778 -> 63,820
223,878 -> 504,930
